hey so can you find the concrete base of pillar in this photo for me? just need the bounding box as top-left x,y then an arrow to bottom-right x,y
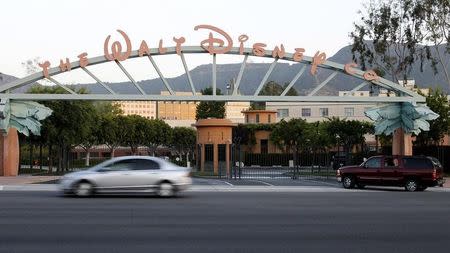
392,128 -> 412,156
0,129 -> 20,176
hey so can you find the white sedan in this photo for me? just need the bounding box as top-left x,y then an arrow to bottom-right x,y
60,156 -> 192,197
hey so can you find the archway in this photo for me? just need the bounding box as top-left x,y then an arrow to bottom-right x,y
0,24 -> 434,176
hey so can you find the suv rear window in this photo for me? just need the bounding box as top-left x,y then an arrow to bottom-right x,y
402,157 -> 433,169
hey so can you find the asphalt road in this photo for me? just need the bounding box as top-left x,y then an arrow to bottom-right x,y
0,191 -> 449,253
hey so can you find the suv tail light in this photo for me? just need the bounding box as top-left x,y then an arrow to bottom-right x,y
432,169 -> 437,180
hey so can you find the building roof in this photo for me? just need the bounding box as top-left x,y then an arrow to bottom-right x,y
241,110 -> 277,114
193,118 -> 237,128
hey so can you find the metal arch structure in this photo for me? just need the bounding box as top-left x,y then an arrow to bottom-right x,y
0,46 -> 425,103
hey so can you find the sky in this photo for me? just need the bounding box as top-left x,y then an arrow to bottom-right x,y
0,0 -> 366,83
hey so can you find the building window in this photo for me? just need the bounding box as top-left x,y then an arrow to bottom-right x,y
319,108 -> 329,117
344,107 -> 354,117
245,114 -> 249,123
301,108 -> 311,117
277,109 -> 289,118
268,114 -> 271,123
256,114 -> 260,123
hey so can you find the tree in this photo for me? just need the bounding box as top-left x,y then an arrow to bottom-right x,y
232,124 -> 252,145
170,127 -> 196,161
323,117 -> 374,163
270,118 -> 310,154
78,106 -> 99,167
303,121 -> 333,153
233,123 -> 274,149
78,102 -> 119,166
195,87 -> 226,120
415,88 -> 450,145
350,0 -> 450,86
95,103 -> 123,158
118,115 -> 148,155
143,119 -> 172,156
28,85 -> 96,171
97,115 -> 122,158
420,0 -> 450,85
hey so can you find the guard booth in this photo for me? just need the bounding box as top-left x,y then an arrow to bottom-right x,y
193,119 -> 236,176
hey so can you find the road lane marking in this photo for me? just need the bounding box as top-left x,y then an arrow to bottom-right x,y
220,181 -> 234,186
249,180 -> 274,186
0,186 -> 3,191
297,179 -> 340,187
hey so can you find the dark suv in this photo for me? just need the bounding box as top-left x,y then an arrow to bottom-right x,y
336,155 -> 445,191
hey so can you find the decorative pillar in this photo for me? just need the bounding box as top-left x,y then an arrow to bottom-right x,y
392,128 -> 413,156
0,129 -> 19,176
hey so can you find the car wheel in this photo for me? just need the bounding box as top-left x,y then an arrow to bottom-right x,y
342,175 -> 355,189
405,179 -> 419,192
73,181 -> 94,197
157,182 -> 176,197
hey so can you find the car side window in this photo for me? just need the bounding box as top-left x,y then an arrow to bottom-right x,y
402,158 -> 433,169
105,160 -> 135,171
384,157 -> 399,168
365,157 -> 381,168
132,159 -> 161,170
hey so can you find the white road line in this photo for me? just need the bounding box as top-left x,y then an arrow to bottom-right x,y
0,186 -> 3,191
250,180 -> 274,186
297,179 -> 340,187
220,180 -> 234,186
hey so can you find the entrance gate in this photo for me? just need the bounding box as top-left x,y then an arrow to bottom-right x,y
0,24 -> 433,176
230,146 -> 335,181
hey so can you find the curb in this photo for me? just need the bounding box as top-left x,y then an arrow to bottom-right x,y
1,184 -> 449,193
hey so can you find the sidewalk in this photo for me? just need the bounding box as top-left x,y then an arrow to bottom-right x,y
0,176 -> 61,185
444,178 -> 450,188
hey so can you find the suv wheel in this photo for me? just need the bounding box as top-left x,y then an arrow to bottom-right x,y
157,182 -> 176,197
73,181 -> 94,197
405,179 -> 419,192
342,176 -> 355,189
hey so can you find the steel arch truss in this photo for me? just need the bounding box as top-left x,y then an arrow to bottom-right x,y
0,46 -> 425,103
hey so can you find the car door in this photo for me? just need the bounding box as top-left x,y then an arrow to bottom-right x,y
358,157 -> 382,185
126,158 -> 162,189
379,156 -> 402,185
94,159 -> 135,189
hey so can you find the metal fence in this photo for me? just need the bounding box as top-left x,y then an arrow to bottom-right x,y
229,149 -> 340,181
231,165 -> 334,180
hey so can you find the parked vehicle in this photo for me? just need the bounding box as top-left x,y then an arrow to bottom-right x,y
60,156 -> 192,197
336,155 -> 445,191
